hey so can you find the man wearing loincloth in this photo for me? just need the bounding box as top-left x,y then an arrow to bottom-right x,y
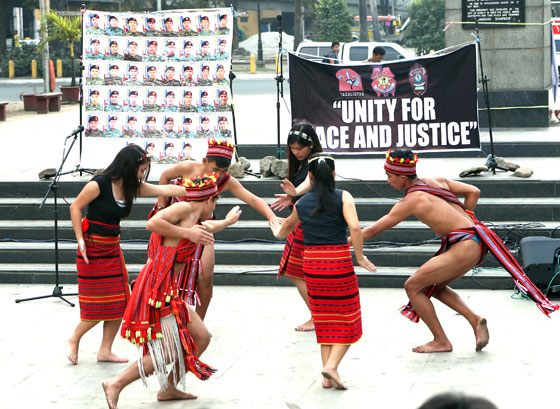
360,149 -> 557,353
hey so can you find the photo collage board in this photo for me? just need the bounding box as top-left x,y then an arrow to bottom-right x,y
82,8 -> 233,166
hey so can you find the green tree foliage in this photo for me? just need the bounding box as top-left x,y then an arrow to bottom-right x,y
312,0 -> 353,43
39,10 -> 82,86
403,0 -> 445,55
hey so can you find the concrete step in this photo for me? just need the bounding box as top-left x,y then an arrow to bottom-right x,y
0,219 -> 555,243
0,263 -> 514,290
2,196 -> 560,222
0,241 -> 512,269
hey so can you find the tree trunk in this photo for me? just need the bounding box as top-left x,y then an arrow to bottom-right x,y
358,0 -> 368,42
369,0 -> 382,42
232,0 -> 240,49
293,0 -> 303,50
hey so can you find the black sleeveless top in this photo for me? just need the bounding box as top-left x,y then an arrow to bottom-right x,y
295,188 -> 348,245
86,175 -> 129,227
290,159 -> 309,206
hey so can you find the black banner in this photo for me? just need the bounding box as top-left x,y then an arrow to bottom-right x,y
289,43 -> 480,154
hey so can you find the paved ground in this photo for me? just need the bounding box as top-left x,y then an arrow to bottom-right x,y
4,284 -> 560,409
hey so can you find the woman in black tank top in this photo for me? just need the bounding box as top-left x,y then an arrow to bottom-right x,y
271,124 -> 323,332
272,153 -> 375,390
66,145 -> 197,366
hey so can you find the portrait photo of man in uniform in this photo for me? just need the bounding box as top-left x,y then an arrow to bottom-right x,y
87,38 -> 104,60
104,63 -> 123,85
165,40 -> 179,60
144,90 -> 161,112
180,15 -> 197,36
216,116 -> 232,139
161,90 -> 179,112
182,40 -> 197,61
125,90 -> 142,112
144,39 -> 163,62
182,65 -> 196,86
144,65 -> 160,86
197,64 -> 212,86
180,142 -> 194,161
162,17 -> 176,36
197,90 -> 214,113
216,39 -> 229,60
199,14 -> 213,35
103,115 -> 122,137
181,116 -> 196,138
143,116 -> 162,138
162,116 -> 179,138
199,40 -> 213,61
85,115 -> 103,137
104,90 -> 123,112
86,89 -> 103,112
196,116 -> 214,138
125,17 -> 142,36
124,40 -> 142,61
213,64 -> 228,85
86,64 -> 103,85
105,15 -> 124,36
86,13 -> 104,35
106,39 -> 124,60
124,64 -> 142,86
162,66 -> 180,86
217,14 -> 230,35
123,116 -> 141,137
216,89 -> 231,112
180,90 -> 197,112
145,142 -> 157,159
144,17 -> 158,36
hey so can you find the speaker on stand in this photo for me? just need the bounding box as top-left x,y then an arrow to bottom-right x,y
519,236 -> 560,299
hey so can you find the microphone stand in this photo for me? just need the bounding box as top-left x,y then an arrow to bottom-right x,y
275,14 -> 285,159
15,126 -> 84,306
472,22 -> 508,174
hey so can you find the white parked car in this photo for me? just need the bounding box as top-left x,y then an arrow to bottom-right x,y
295,41 -> 413,64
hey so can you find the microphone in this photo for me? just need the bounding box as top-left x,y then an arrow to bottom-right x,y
67,125 -> 85,139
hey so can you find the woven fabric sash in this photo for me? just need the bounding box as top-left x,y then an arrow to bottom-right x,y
400,185 -> 559,322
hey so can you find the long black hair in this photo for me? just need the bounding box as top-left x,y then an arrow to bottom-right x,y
99,144 -> 150,217
286,123 -> 322,181
308,153 -> 336,216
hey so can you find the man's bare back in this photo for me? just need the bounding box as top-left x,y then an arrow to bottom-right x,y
405,178 -> 474,236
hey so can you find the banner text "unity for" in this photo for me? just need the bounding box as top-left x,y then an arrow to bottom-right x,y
334,97 -> 436,123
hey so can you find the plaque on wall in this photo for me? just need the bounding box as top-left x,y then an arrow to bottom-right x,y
462,0 -> 525,28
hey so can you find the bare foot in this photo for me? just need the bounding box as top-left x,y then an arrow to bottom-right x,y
102,379 -> 120,409
97,352 -> 129,363
157,387 -> 197,401
295,318 -> 315,332
321,368 -> 348,390
412,340 -> 453,353
67,338 -> 79,365
322,377 -> 333,389
475,318 -> 489,351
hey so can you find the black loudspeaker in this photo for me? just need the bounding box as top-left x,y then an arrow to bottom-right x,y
519,236 -> 560,297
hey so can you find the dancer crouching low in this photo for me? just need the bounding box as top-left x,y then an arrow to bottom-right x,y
272,153 -> 375,390
102,174 -> 241,409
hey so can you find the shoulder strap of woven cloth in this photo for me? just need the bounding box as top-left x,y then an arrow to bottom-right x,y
406,184 -> 464,207
400,185 -> 559,321
216,172 -> 231,192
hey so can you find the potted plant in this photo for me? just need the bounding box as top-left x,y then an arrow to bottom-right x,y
38,10 -> 81,102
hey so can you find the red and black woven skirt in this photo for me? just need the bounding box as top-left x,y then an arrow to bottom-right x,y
278,223 -> 305,279
77,234 -> 130,321
303,244 -> 362,345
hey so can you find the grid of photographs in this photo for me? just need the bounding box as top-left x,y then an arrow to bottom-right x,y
82,9 -> 233,164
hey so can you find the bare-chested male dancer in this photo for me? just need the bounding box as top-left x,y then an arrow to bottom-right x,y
360,149 -> 558,354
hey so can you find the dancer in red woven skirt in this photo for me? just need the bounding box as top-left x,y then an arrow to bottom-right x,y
102,174 -> 241,408
271,123 -> 323,331
149,139 -> 279,321
67,145 -> 193,365
360,149 -> 558,354
272,153 -> 375,390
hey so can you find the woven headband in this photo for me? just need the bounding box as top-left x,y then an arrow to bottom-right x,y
289,130 -> 312,143
182,173 -> 218,201
207,139 -> 235,160
308,155 -> 334,164
384,151 -> 418,176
